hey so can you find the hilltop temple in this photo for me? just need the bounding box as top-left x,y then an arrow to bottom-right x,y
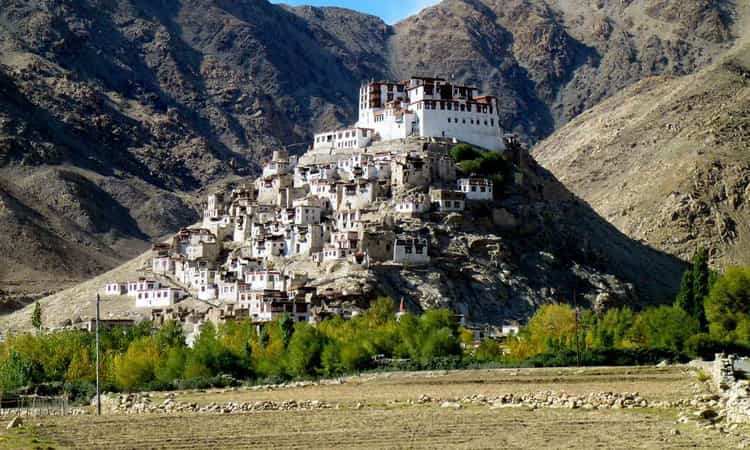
103,76 -> 508,330
313,77 -> 506,153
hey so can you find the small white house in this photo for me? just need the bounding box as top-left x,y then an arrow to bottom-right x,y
197,284 -> 218,301
104,282 -> 126,296
393,236 -> 430,265
134,287 -> 183,308
313,127 -> 374,151
152,255 -> 174,275
294,205 -> 322,226
127,279 -> 161,297
395,193 -> 430,216
458,178 -> 493,201
244,271 -> 286,291
430,189 -> 466,212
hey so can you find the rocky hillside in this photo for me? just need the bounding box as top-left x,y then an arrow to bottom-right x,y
0,0 -> 741,298
391,0 -> 738,138
535,11 -> 750,267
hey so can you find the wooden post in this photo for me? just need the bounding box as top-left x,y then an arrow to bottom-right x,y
96,293 -> 101,416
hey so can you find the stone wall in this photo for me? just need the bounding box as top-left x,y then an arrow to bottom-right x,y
712,354 -> 750,424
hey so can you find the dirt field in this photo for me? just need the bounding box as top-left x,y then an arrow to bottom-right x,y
0,365 -> 747,449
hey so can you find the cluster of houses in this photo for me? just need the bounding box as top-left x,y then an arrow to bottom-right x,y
103,77 -> 504,326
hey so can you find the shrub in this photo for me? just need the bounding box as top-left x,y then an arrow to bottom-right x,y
705,267 -> 750,344
685,333 -> 750,360
63,380 -> 97,405
450,144 -> 483,162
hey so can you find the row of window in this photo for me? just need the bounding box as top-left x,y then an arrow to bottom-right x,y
137,291 -> 173,299
315,130 -> 368,143
417,101 -> 493,114
440,200 -> 464,209
460,185 -> 492,192
446,117 -> 497,127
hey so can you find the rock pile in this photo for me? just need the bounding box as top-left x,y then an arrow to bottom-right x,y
416,391 -> 662,410
706,354 -> 750,425
109,393 -> 332,415
0,407 -> 87,417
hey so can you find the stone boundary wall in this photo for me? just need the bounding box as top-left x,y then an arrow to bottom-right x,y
712,354 -> 750,423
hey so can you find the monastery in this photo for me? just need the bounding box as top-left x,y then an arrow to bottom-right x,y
103,77 -> 505,327
314,77 -> 505,152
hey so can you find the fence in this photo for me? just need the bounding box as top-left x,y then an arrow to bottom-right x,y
0,393 -> 72,417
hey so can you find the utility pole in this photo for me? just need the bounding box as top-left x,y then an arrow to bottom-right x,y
573,289 -> 580,367
96,293 -> 101,416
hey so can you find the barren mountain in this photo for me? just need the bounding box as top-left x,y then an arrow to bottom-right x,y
0,0 -> 742,302
535,8 -> 750,267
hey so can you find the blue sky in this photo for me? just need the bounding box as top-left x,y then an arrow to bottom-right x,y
271,0 -> 440,24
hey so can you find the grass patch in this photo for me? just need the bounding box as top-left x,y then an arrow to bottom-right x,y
0,425 -> 63,450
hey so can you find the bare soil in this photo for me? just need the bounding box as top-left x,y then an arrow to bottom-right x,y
1,365 -> 746,449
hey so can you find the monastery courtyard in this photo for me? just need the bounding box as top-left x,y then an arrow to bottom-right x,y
2,365 -> 747,449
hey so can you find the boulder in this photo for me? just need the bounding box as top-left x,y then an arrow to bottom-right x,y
6,417 -> 23,429
440,401 -> 462,409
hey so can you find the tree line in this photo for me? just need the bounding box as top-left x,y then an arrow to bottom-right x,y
495,249 -> 750,365
3,249 -> 749,400
0,298 -> 468,400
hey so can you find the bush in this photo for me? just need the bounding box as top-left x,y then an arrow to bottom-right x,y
520,348 -> 688,368
685,333 -> 750,360
175,374 -> 240,391
450,144 -> 483,162
63,380 -> 96,405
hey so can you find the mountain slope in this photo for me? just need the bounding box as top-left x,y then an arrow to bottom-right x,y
535,23 -> 750,266
0,0 -> 743,298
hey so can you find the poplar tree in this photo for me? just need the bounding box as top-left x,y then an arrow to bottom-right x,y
675,248 -> 712,330
31,301 -> 42,331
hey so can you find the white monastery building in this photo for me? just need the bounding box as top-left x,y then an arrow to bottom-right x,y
312,77 -> 506,152
458,178 -> 494,201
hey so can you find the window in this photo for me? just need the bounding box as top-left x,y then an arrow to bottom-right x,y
447,118 -> 451,123
472,186 -> 477,192
480,187 -> 486,192
447,103 -> 452,110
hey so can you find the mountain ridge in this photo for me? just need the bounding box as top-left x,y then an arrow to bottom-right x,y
0,0 -> 742,303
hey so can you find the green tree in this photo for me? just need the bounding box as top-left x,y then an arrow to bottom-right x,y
278,314 -> 294,348
474,338 -> 503,361
450,144 -> 482,162
0,351 -> 36,392
31,301 -> 42,330
705,267 -> 750,344
155,320 -> 186,349
65,347 -> 95,382
629,306 -> 698,351
675,248 -> 713,330
112,337 -> 161,391
366,297 -> 396,328
155,347 -> 187,384
284,322 -> 324,378
509,304 -> 577,359
589,307 -> 636,349
459,158 -> 483,175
